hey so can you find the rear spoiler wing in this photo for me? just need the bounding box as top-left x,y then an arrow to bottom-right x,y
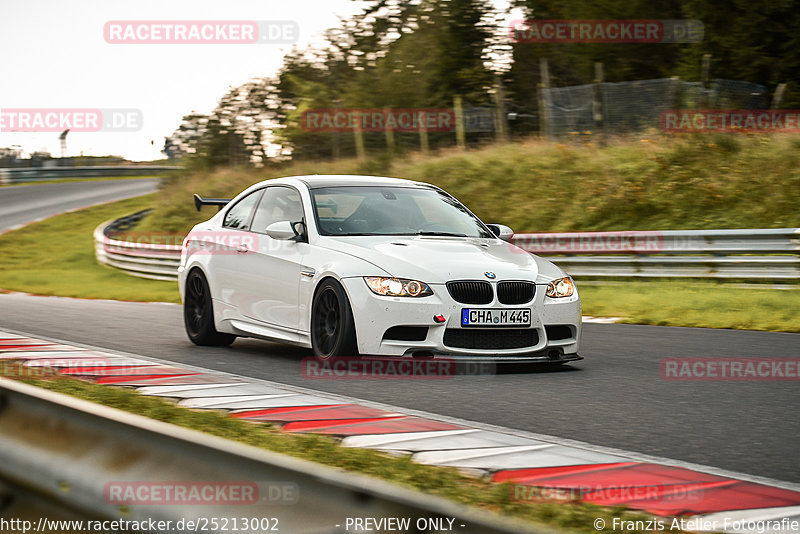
193,194 -> 231,212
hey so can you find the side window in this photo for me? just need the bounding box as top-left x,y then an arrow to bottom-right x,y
251,187 -> 304,234
222,190 -> 262,230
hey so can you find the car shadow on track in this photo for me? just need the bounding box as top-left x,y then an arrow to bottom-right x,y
223,339 -> 582,376
492,362 -> 581,375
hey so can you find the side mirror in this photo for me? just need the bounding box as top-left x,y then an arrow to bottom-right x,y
486,224 -> 514,242
291,221 -> 307,242
266,221 -> 297,240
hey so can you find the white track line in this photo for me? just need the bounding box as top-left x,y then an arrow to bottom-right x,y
1,327 -> 798,495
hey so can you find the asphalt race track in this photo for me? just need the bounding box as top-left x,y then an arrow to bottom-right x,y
0,178 -> 159,232
1,179 -> 797,485
0,292 -> 797,484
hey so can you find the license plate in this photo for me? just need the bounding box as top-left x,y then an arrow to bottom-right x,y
461,308 -> 531,327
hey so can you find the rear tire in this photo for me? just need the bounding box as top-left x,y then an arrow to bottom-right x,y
311,279 -> 358,360
184,270 -> 236,347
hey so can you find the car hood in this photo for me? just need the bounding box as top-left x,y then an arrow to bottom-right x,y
319,235 -> 566,284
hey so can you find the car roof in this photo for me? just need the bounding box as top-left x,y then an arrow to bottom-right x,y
274,174 -> 433,190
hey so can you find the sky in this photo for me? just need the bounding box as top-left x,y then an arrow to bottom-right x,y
0,0 -> 371,161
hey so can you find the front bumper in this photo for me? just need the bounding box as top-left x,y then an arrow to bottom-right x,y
341,277 -> 582,360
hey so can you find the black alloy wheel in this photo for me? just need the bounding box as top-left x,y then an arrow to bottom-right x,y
311,279 -> 358,360
183,270 -> 236,346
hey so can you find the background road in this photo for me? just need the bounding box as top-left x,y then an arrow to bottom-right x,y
1,292 -> 797,483
0,179 -> 159,232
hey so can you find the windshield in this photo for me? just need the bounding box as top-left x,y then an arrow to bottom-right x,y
310,186 -> 494,238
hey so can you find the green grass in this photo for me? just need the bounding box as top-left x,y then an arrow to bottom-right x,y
0,194 -> 180,302
136,134 -> 800,235
5,373 -> 665,533
130,134 -> 800,333
579,281 -> 800,332
0,196 -> 796,332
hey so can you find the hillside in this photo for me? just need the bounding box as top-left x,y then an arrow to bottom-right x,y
137,134 -> 800,235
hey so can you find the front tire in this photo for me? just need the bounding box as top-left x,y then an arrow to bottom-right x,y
184,270 -> 236,347
311,279 -> 358,360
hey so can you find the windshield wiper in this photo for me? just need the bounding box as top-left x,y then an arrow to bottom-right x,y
415,231 -> 468,237
330,232 -> 385,236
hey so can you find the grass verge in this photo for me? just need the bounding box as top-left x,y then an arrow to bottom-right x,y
5,373 -> 664,533
0,194 -> 179,302
136,134 -> 800,235
0,197 -> 795,332
579,281 -> 800,332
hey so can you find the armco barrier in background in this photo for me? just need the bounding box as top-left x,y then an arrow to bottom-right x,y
94,210 -> 182,281
94,212 -> 800,281
0,165 -> 179,184
513,228 -> 800,279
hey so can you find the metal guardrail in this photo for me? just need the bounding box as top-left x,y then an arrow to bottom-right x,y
94,213 -> 800,281
0,165 -> 179,184
512,228 -> 800,255
95,210 -> 182,281
514,228 -> 800,255
547,255 -> 800,279
513,229 -> 800,279
0,379 -> 537,534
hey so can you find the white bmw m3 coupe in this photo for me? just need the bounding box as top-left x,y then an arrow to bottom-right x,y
178,175 -> 582,363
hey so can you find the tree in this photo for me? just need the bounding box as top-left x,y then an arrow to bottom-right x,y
162,112 -> 207,160
273,0 -> 498,158
508,0 -> 685,88
677,0 -> 800,106
163,78 -> 279,168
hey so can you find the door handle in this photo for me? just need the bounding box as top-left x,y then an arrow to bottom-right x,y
237,245 -> 250,254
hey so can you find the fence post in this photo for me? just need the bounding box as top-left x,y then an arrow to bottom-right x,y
538,58 -> 551,139
332,132 -> 340,160
771,83 -> 787,109
330,101 -> 342,160
700,54 -> 711,107
418,112 -> 429,155
454,96 -> 466,150
669,76 -> 681,110
353,111 -> 366,161
593,62 -> 605,142
383,107 -> 396,155
493,75 -> 509,143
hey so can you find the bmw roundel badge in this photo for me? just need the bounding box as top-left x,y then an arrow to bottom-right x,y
484,271 -> 496,279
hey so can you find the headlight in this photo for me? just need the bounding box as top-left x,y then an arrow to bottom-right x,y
546,276 -> 575,298
364,277 -> 433,297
